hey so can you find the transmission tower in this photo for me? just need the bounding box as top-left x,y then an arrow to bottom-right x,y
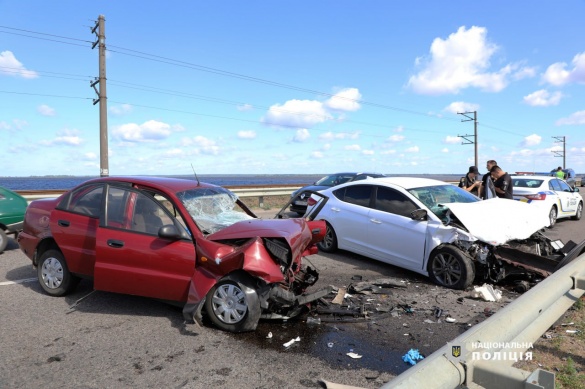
552,136 -> 566,169
457,111 -> 478,167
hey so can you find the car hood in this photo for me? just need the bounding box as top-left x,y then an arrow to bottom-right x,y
443,198 -> 550,245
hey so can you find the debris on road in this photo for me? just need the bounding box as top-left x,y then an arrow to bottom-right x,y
402,349 -> 425,365
470,283 -> 502,302
283,336 -> 301,348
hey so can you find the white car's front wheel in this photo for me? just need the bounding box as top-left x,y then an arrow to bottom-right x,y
548,206 -> 558,228
428,246 -> 474,290
571,202 -> 583,220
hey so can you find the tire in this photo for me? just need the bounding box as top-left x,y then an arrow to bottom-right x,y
548,206 -> 558,228
0,229 -> 7,253
205,275 -> 261,333
317,222 -> 338,253
427,246 -> 474,290
571,202 -> 583,220
37,249 -> 80,296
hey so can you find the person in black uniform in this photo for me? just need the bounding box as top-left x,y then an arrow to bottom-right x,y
462,166 -> 481,196
490,165 -> 513,199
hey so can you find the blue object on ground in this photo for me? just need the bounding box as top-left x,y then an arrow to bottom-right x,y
402,348 -> 425,365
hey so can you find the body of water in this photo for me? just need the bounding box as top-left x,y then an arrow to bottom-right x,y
0,174 -> 464,191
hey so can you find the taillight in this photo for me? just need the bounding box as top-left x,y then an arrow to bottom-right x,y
307,197 -> 317,206
525,193 -> 546,200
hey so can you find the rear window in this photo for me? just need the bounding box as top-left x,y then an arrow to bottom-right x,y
513,179 -> 544,189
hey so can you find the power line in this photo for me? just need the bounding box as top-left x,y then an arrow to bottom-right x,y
0,90 -> 91,100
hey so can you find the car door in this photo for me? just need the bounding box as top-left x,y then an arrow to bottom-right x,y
326,185 -> 374,255
93,186 -> 196,302
550,179 -> 577,214
50,184 -> 104,276
364,186 -> 428,271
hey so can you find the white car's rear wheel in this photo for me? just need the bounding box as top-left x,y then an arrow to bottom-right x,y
548,206 -> 558,227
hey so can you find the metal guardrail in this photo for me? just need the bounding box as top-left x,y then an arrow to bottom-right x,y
19,187 -> 300,207
382,251 -> 585,389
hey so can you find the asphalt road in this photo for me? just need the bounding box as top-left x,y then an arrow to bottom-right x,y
1,210 -> 583,389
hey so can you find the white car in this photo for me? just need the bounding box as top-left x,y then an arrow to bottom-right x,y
309,177 -> 580,290
511,175 -> 583,227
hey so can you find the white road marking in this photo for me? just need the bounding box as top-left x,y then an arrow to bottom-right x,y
0,278 -> 37,286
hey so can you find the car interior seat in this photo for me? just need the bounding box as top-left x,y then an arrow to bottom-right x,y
133,197 -> 163,234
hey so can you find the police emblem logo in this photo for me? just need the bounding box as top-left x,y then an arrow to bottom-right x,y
452,346 -> 461,358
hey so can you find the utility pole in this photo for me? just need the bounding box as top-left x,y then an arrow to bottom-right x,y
552,136 -> 566,169
91,15 -> 109,177
457,111 -> 478,168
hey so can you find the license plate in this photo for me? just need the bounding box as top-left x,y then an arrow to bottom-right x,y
295,200 -> 307,206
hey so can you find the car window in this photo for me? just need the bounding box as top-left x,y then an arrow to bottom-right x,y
334,185 -> 372,207
549,180 -> 562,191
513,179 -> 543,188
557,180 -> 572,192
131,193 -> 175,235
60,184 -> 104,217
374,186 -> 417,217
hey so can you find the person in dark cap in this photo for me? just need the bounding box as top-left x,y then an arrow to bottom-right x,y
461,165 -> 481,196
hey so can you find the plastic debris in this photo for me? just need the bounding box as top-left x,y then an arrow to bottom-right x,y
470,283 -> 502,302
445,317 -> 457,323
346,352 -> 362,359
283,336 -> 301,348
402,349 -> 425,365
424,319 -> 435,324
434,308 -> 443,318
566,330 -> 579,334
266,332 -> 273,339
327,342 -> 334,348
306,317 -> 321,325
331,288 -> 346,305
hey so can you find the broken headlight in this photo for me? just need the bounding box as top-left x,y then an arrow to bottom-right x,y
264,238 -> 291,268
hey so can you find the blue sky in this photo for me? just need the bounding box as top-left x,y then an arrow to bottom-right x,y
1,1 -> 585,177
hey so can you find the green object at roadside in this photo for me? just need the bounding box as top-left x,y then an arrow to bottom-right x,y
0,186 -> 28,253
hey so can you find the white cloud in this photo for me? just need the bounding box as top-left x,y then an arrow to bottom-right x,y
521,134 -> 542,147
319,131 -> 360,141
83,152 -> 97,160
512,66 -> 537,80
109,104 -> 133,115
407,26 -> 530,95
542,52 -> 585,86
112,120 -> 173,142
40,129 -> 83,146
405,146 -> 420,153
556,110 -> 585,126
181,135 -> 220,155
0,121 -> 11,131
325,88 -> 362,112
161,148 -> 185,158
237,130 -> 256,139
237,104 -> 253,112
37,104 -> 56,116
262,99 -> 331,128
444,101 -> 479,114
442,148 -> 449,153
362,150 -> 375,155
444,135 -> 461,144
523,89 -> 563,107
380,150 -> 396,155
293,128 -> 311,142
311,151 -> 324,158
345,144 -> 361,151
0,51 -> 38,78
322,143 -> 331,151
387,134 -> 405,142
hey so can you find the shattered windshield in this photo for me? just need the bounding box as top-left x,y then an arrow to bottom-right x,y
408,185 -> 479,221
176,187 -> 253,235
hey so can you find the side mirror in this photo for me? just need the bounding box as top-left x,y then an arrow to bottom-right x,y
410,209 -> 428,221
574,187 -> 580,193
158,224 -> 182,240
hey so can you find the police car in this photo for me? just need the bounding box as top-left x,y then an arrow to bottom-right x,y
511,175 -> 583,227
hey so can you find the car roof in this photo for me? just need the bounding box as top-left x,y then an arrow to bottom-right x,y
511,175 -> 554,180
82,176 -> 219,192
336,176 -> 447,190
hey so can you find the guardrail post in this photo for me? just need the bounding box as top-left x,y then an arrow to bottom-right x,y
259,196 -> 264,208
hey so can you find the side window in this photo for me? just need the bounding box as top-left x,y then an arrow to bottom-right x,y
62,184 -> 103,217
557,180 -> 571,192
131,193 -> 175,235
342,185 -> 372,207
549,180 -> 562,191
374,186 -> 417,217
105,187 -> 130,228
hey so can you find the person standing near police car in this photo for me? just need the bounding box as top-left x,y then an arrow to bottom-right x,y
461,166 -> 481,196
490,165 -> 513,199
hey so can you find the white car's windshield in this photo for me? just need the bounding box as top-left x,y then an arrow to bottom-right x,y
408,184 -> 479,220
176,187 -> 252,234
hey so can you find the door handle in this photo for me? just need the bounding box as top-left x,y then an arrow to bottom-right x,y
331,207 -> 340,212
370,219 -> 382,224
58,220 -> 70,227
107,239 -> 124,248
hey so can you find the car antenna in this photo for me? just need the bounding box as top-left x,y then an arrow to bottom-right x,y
191,163 -> 200,186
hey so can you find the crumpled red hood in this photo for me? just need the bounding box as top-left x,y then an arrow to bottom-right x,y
207,218 -> 312,258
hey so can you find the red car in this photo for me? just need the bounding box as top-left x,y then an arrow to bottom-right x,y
18,176 -> 328,332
